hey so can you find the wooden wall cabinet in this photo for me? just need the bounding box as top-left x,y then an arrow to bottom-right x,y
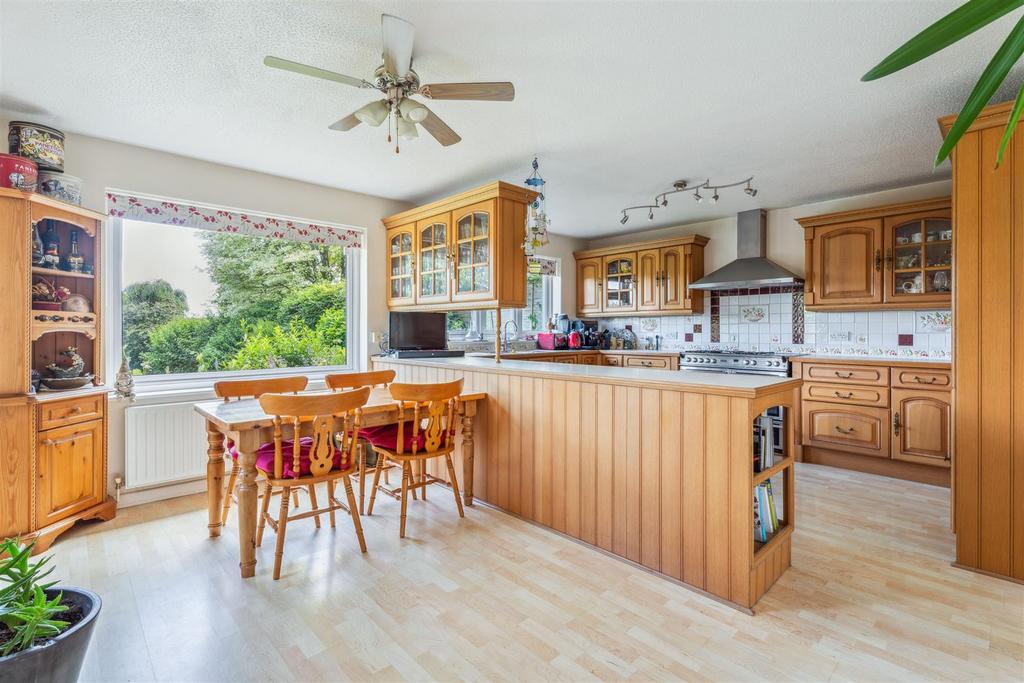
382,182 -> 537,312
0,189 -> 116,552
794,357 -> 951,487
940,101 -> 1024,582
573,235 -> 709,318
798,198 -> 952,311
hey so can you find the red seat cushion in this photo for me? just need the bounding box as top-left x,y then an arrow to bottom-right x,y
360,423 -> 427,452
251,437 -> 349,479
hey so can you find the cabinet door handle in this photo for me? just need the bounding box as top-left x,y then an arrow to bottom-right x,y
834,425 -> 855,435
913,375 -> 937,384
833,391 -> 854,399
893,412 -> 901,436
875,249 -> 882,272
835,371 -> 853,379
885,248 -> 893,270
68,406 -> 82,414
641,361 -> 652,367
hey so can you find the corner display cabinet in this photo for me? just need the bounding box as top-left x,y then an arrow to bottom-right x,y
382,181 -> 539,311
0,188 -> 116,553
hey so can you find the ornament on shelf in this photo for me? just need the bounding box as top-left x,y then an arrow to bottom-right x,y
522,156 -> 551,271
114,351 -> 135,401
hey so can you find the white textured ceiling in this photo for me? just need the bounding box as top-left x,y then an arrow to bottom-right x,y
2,1 -> 1021,237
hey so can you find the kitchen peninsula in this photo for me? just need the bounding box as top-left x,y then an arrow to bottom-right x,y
372,354 -> 800,611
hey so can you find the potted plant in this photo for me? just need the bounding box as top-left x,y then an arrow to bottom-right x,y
30,278 -> 70,311
0,538 -> 101,683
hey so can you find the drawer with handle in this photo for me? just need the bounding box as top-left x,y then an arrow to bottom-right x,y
37,394 -> 105,431
801,401 -> 889,458
803,363 -> 889,386
624,356 -> 672,369
602,355 -> 624,366
891,367 -> 951,390
802,382 -> 889,408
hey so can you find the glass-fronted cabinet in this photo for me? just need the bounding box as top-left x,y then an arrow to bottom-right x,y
386,225 -> 415,307
602,252 -> 637,312
884,210 -> 952,305
416,216 -> 449,304
453,200 -> 494,302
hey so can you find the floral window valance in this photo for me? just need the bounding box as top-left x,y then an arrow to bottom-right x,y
105,190 -> 363,249
528,256 -> 558,276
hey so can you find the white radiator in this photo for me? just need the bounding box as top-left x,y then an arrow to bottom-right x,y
124,401 -> 210,490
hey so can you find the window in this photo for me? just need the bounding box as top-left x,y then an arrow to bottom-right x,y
447,257 -> 560,340
116,218 -> 354,379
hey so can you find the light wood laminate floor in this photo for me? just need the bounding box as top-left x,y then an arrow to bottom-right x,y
53,463 -> 1022,682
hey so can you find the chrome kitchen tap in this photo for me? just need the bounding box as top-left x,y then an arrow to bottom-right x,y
501,319 -> 519,353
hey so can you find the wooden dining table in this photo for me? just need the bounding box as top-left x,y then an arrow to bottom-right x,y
194,386 -> 486,578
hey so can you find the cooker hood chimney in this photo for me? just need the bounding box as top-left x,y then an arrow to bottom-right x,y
689,209 -> 802,290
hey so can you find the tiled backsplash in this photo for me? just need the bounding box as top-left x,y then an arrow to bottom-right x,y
593,291 -> 951,359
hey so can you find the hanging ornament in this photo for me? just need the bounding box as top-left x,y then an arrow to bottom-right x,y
523,156 -> 551,273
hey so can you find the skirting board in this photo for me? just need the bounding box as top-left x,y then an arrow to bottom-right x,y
801,447 -> 950,487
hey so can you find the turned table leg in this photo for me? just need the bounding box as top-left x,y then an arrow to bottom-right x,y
234,432 -> 260,578
205,421 -> 225,538
460,407 -> 476,507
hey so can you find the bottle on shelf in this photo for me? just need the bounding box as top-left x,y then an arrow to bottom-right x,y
66,229 -> 85,273
42,221 -> 60,269
31,223 -> 44,266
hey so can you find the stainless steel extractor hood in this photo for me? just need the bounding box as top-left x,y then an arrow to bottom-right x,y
689,209 -> 802,290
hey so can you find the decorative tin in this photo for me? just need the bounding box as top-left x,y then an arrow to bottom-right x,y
38,171 -> 82,205
8,121 -> 65,172
0,153 -> 38,190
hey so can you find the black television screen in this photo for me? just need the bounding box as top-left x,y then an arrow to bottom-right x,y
389,312 -> 447,350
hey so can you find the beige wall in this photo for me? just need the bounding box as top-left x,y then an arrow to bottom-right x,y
5,123 -> 413,367
585,179 -> 952,276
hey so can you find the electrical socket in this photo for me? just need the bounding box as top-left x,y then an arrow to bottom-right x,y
829,332 -> 851,342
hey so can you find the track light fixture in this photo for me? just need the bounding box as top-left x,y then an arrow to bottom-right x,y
617,176 -> 756,225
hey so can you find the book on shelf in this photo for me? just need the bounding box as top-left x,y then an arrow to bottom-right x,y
753,480 -> 781,543
753,415 -> 775,473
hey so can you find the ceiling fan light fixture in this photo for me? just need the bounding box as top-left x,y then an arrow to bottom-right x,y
396,115 -> 419,140
398,98 -> 428,123
355,100 -> 390,126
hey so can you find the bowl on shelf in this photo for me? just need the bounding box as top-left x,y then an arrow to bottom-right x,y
8,121 -> 65,172
38,171 -> 82,205
0,153 -> 38,190
40,374 -> 94,391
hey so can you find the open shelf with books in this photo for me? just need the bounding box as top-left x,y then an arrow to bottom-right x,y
751,403 -> 795,560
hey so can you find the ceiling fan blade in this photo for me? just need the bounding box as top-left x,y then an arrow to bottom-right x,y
419,105 -> 461,146
420,82 -> 515,101
381,14 -> 415,78
264,56 -> 368,89
328,113 -> 361,131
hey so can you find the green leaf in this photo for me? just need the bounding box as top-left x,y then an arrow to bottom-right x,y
863,0 -> 1024,81
997,80 -> 1024,164
936,14 -> 1024,166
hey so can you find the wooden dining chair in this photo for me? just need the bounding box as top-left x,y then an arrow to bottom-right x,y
364,379 -> 465,538
325,370 -> 397,513
256,387 -> 371,579
214,376 -> 308,526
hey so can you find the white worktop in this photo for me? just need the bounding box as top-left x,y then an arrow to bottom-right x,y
374,355 -> 800,395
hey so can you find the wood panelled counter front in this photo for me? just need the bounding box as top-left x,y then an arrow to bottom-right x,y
372,355 -> 801,611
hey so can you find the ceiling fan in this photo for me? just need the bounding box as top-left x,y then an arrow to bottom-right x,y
263,13 -> 514,151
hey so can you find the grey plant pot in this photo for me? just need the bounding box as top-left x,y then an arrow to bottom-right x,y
0,587 -> 101,683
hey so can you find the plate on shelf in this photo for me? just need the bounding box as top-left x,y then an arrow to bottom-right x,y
39,374 -> 94,391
